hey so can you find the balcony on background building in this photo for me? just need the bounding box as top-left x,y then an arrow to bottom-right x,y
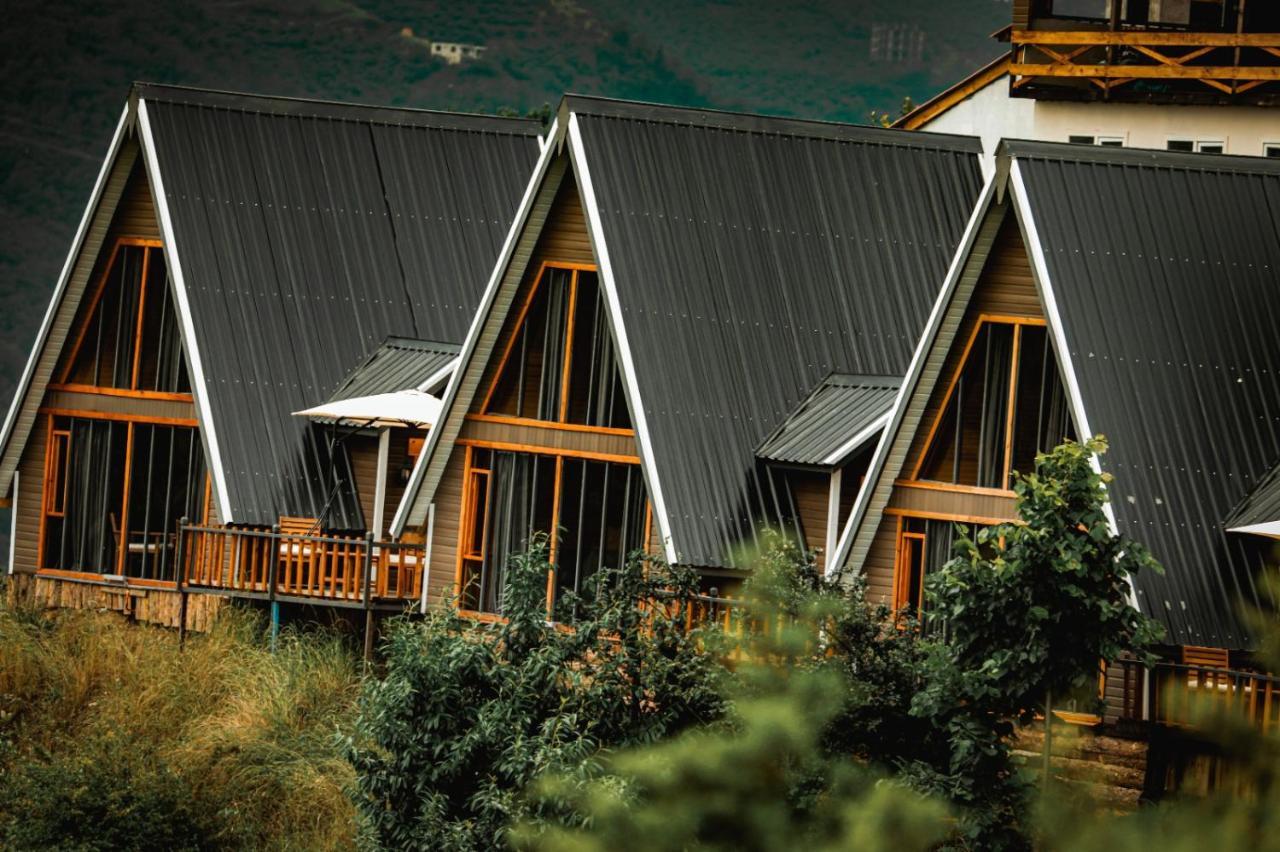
1009,0 -> 1280,105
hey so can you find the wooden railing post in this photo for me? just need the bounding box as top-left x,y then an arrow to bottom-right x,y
176,516 -> 188,648
268,524 -> 280,653
362,531 -> 375,664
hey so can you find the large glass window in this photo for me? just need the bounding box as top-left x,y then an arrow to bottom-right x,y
484,266 -> 630,429
458,447 -> 648,618
917,322 -> 1074,490
40,415 -> 205,582
895,517 -> 997,620
61,242 -> 189,394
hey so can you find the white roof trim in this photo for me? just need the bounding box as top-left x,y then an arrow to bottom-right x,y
1228,521 -> 1280,537
821,411 -> 891,468
390,117 -> 562,537
568,113 -> 678,564
828,176 -> 998,577
1008,158 -> 1137,610
0,105 -> 130,493
416,359 -> 457,395
136,98 -> 233,523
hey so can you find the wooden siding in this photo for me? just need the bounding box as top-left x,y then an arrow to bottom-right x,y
43,390 -> 195,422
862,515 -> 899,606
348,430 -> 414,536
887,483 -> 1019,523
109,162 -> 161,241
902,212 -> 1042,477
788,469 -> 831,572
459,418 -> 638,460
0,140 -> 143,496
426,449 -> 466,607
30,575 -> 224,631
12,418 -> 47,574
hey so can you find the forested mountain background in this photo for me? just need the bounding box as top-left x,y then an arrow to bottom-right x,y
0,0 -> 1007,406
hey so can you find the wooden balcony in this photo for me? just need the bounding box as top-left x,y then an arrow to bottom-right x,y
1118,659 -> 1280,732
1009,29 -> 1280,103
178,522 -> 426,609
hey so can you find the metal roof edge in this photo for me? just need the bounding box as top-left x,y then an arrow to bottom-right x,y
1227,521 -> 1280,537
999,137 -> 1280,175
136,97 -> 235,524
827,176 -> 999,577
132,82 -> 544,136
0,104 -> 131,497
821,412 -> 892,468
561,93 -> 983,154
390,118 -> 562,538
567,111 -> 679,564
1007,158 -> 1138,610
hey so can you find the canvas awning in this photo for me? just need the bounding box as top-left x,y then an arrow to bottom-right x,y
293,390 -> 443,430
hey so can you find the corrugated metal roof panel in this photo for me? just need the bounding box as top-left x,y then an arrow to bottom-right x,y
326,337 -> 459,402
573,99 -> 983,567
1015,141 -> 1280,649
1226,460 -> 1280,533
757,374 -> 899,466
143,86 -> 540,528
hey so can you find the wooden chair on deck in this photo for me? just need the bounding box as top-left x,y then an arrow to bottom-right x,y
109,512 -> 174,560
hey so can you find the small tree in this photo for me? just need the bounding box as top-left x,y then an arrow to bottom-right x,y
907,436 -> 1164,848
344,536 -> 726,851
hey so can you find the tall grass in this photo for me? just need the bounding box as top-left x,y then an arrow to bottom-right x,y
0,599 -> 360,850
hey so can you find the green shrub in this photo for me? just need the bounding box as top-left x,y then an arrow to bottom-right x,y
344,535 -> 727,851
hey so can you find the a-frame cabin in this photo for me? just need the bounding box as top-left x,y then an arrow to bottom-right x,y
0,84 -> 541,627
836,140 -> 1280,730
393,95 -> 984,618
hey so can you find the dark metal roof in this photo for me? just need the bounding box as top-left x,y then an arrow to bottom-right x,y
144,86 -> 540,528
757,374 -> 900,466
572,100 -> 983,567
326,337 -> 459,403
1226,459 -> 1280,533
1014,145 -> 1280,650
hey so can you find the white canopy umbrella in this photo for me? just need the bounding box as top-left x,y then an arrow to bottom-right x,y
294,389 -> 443,544
292,389 -> 443,430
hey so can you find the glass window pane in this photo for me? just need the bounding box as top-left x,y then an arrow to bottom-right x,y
554,460 -> 646,614
485,268 -> 572,420
64,246 -> 145,389
563,272 -> 632,429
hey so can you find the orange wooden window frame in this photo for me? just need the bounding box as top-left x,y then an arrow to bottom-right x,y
35,409 -> 204,584
454,439 -> 650,618
893,519 -> 928,614
909,315 -> 1050,489
43,427 -> 71,518
57,238 -> 189,398
480,261 -> 629,435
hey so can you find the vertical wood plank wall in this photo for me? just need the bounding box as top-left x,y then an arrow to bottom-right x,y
787,469 -> 832,572
861,212 -> 1043,602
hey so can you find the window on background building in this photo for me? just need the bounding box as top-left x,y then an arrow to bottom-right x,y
1169,139 -> 1226,154
485,266 -> 631,430
1069,135 -> 1124,148
1266,144 -> 1280,159
1197,140 -> 1225,154
458,447 -> 648,618
916,321 -> 1075,490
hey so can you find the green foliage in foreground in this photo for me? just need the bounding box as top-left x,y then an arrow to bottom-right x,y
344,536 -> 727,851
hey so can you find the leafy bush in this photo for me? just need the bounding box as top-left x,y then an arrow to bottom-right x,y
344,535 -> 727,851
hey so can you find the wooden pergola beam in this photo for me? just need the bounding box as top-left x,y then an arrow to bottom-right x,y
1012,30 -> 1280,48
1010,63 -> 1280,81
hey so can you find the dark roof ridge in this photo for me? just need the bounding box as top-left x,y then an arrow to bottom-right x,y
132,82 -> 544,135
1000,138 -> 1280,176
561,93 -> 982,154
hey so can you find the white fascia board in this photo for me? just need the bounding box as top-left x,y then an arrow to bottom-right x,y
7,471 -> 17,575
828,176 -> 999,577
0,106 -> 130,490
567,113 -> 678,564
136,98 -> 234,524
1228,521 -> 1280,538
416,359 -> 458,395
1008,158 -> 1138,609
821,412 -> 891,468
390,118 -> 561,538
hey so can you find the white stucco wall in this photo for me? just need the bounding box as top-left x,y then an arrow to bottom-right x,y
921,75 -> 1280,176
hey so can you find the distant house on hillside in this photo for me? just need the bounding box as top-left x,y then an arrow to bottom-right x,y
0,84 -> 540,632
391,95 -> 984,617
431,40 -> 487,65
898,0 -> 1280,173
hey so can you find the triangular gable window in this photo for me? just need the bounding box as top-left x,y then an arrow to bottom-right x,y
916,320 -> 1075,489
61,241 -> 190,394
483,265 -> 631,430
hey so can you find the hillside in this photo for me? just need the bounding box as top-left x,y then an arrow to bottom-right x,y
0,0 -> 1006,418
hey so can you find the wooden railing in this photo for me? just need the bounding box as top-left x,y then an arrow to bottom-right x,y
178,521 -> 426,606
1009,30 -> 1280,97
1119,659 -> 1280,733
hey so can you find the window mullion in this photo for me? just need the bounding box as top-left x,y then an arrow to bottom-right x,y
547,455 -> 564,615
116,422 -> 135,576
1002,324 -> 1023,488
558,272 -> 579,423
130,248 -> 152,390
